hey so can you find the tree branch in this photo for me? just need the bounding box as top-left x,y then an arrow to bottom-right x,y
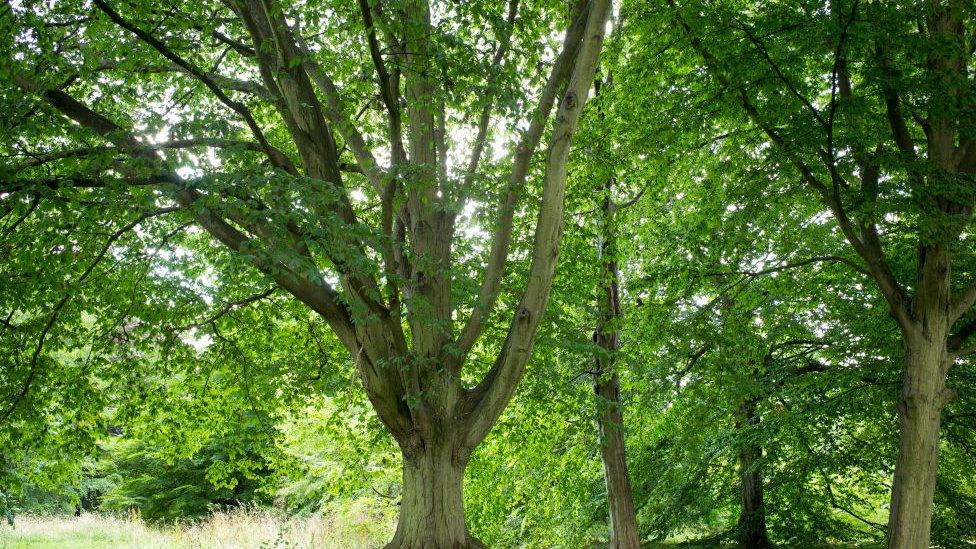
91,0 -> 295,176
1,207 -> 172,423
951,283 -> 976,324
13,73 -> 364,358
12,137 -> 296,173
459,0 -> 520,193
669,1 -> 912,331
462,0 -> 612,451
450,0 -> 591,369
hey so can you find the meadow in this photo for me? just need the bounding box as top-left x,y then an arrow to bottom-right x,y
0,506 -> 395,549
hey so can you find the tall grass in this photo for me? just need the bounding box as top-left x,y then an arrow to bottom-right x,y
0,500 -> 395,548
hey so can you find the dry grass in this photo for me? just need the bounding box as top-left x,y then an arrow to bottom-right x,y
0,501 -> 395,548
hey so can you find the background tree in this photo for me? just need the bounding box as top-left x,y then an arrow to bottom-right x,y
646,0 -> 976,545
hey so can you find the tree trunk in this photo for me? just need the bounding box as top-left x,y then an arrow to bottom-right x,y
735,399 -> 771,549
387,438 -> 483,549
886,334 -> 949,549
595,372 -> 641,549
592,179 -> 640,548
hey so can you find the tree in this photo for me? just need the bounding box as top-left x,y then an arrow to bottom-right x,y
0,0 -> 611,544
576,70 -> 641,547
655,0 -> 975,545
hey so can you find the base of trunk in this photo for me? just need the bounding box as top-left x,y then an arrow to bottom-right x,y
385,444 -> 482,549
595,374 -> 641,549
885,336 -> 949,549
736,400 -> 771,549
384,534 -> 486,549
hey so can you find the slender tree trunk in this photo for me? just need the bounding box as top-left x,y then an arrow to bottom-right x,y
387,435 -> 483,549
735,399 -> 771,549
592,187 -> 640,548
886,333 -> 949,549
595,373 -> 641,548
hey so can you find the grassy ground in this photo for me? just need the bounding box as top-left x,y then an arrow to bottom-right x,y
0,503 -> 395,548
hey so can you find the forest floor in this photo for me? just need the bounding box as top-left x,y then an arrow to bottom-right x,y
0,506 -> 393,548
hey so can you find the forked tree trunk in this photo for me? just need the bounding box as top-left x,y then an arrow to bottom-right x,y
886,332 -> 949,549
735,399 -> 771,549
595,373 -> 641,549
388,438 -> 483,549
13,0 -> 611,546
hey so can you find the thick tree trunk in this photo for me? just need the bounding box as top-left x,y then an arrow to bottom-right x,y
595,372 -> 641,549
735,399 -> 771,549
886,334 -> 949,549
886,240 -> 953,548
387,439 -> 483,549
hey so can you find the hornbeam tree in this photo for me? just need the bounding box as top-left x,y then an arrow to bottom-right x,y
661,0 -> 975,546
0,0 -> 610,545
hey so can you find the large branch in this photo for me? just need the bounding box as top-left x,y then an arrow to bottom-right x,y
230,0 -> 394,322
291,19 -> 405,302
669,2 -> 913,331
951,283 -> 976,323
449,0 -> 591,369
353,0 -> 405,296
17,71 -> 421,437
295,36 -> 390,193
878,51 -> 919,161
461,0 -> 612,451
357,0 -> 406,164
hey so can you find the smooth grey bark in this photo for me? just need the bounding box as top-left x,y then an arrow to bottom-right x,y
886,334 -> 948,548
886,246 -> 953,549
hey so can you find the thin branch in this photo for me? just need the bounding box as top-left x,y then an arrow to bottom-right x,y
12,137 -> 295,173
460,0 -> 520,193
176,288 -> 276,331
704,255 -> 871,279
1,208 -> 171,423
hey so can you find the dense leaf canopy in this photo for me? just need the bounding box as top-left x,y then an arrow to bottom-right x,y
1,0 -> 974,547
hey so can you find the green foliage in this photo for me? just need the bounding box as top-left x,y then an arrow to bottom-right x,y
94,421 -> 272,523
271,394 -> 398,516
2,0 -> 975,545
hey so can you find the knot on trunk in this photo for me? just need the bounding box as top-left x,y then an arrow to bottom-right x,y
564,91 -> 577,109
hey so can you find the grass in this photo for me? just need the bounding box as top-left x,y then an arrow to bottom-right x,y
0,501 -> 395,548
